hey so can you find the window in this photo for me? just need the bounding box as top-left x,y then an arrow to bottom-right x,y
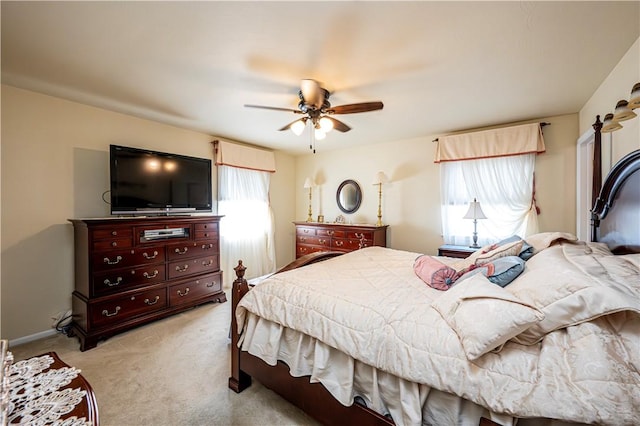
213,140 -> 277,284
440,154 -> 539,247
435,123 -> 545,246
218,165 -> 275,283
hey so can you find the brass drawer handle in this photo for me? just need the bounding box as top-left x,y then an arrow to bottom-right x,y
319,239 -> 327,244
355,233 -> 364,239
143,270 -> 159,279
299,237 -> 306,242
103,255 -> 122,265
206,282 -> 215,288
202,243 -> 213,250
143,251 -> 158,259
102,306 -> 121,317
327,230 -> 334,236
104,277 -> 123,287
144,296 -> 160,305
175,265 -> 189,273
174,247 -> 188,255
300,247 -> 307,253
202,260 -> 214,267
335,241 -> 344,247
177,287 -> 190,297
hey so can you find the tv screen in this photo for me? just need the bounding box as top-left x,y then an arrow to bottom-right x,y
109,145 -> 212,215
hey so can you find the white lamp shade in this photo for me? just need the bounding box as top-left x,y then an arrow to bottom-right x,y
291,119 -> 306,136
629,82 -> 640,109
319,116 -> 334,132
612,99 -> 636,122
303,177 -> 314,189
372,171 -> 389,185
314,128 -> 326,140
602,113 -> 623,133
463,199 -> 487,220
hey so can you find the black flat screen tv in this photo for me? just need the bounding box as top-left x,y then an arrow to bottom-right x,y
109,144 -> 212,215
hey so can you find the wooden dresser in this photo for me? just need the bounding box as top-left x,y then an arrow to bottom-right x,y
69,215 -> 225,351
294,222 -> 388,258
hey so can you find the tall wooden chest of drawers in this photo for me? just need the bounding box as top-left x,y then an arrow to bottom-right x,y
293,222 -> 388,258
69,216 -> 225,351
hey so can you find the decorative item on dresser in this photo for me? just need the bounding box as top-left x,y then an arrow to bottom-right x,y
437,244 -> 477,259
293,222 -> 388,258
68,215 -> 225,351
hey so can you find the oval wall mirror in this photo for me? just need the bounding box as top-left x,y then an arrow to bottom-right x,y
336,180 -> 362,214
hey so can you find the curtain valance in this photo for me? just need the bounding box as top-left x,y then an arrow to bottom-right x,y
213,140 -> 276,172
434,123 -> 545,163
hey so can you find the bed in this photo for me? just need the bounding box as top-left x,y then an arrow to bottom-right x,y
228,120 -> 640,425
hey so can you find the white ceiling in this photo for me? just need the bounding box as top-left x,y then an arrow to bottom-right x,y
2,1 -> 639,155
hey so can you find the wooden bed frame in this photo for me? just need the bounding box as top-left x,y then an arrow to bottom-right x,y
229,118 -> 640,426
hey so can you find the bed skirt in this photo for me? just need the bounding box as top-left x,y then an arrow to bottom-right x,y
239,312 -> 515,426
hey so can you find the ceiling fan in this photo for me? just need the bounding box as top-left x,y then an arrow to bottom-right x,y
245,79 -> 383,151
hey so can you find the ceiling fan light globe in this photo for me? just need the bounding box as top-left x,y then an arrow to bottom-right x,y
314,128 -> 326,140
291,120 -> 306,136
319,117 -> 334,132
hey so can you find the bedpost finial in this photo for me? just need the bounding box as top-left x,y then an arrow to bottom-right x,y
234,260 -> 246,279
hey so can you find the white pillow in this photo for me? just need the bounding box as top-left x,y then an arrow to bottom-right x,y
431,274 -> 544,360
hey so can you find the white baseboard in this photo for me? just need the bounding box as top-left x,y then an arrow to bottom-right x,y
9,329 -> 58,348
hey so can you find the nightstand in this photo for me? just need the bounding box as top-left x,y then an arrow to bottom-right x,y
437,244 -> 477,259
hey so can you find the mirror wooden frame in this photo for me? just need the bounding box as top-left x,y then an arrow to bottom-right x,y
336,180 -> 362,214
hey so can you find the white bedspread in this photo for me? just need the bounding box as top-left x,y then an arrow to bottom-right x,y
236,244 -> 640,425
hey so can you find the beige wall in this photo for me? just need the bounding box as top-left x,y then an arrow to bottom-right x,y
580,37 -> 640,168
0,85 -> 295,341
3,37 -> 637,342
295,114 -> 579,256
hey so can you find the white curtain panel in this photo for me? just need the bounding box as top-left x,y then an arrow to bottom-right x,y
440,153 -> 539,246
218,165 -> 276,286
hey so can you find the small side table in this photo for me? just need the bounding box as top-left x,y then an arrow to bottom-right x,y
437,244 -> 477,259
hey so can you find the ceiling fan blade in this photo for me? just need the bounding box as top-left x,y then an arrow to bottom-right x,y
245,104 -> 302,113
323,116 -> 351,133
278,117 -> 307,131
327,101 -> 384,115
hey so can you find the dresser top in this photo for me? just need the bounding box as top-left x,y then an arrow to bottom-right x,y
293,221 -> 388,229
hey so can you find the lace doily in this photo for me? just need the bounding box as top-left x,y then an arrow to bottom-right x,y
7,354 -> 92,426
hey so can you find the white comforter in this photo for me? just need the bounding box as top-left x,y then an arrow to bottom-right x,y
236,243 -> 640,425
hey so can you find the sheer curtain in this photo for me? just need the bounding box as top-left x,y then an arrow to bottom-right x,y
440,153 -> 539,246
218,165 -> 275,286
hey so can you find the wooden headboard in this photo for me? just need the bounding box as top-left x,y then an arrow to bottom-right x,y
590,123 -> 640,254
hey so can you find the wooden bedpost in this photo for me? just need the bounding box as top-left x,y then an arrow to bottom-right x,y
228,260 -> 252,393
590,115 -> 603,242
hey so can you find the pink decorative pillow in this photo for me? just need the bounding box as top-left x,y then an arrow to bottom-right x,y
414,255 -> 459,291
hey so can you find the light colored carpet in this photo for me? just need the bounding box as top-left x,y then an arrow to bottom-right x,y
9,293 -> 319,426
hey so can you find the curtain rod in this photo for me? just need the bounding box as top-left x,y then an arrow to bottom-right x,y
432,122 -> 550,142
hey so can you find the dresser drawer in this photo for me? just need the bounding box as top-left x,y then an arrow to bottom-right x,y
169,272 -> 222,307
317,229 -> 346,238
90,287 -> 168,328
91,227 -> 133,240
92,264 -> 166,296
194,222 -> 219,240
346,230 -> 374,240
92,237 -> 133,251
331,238 -> 369,251
296,235 -> 331,247
296,244 -> 328,257
296,226 -> 317,236
91,246 -> 166,272
167,241 -> 219,260
168,256 -> 219,279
